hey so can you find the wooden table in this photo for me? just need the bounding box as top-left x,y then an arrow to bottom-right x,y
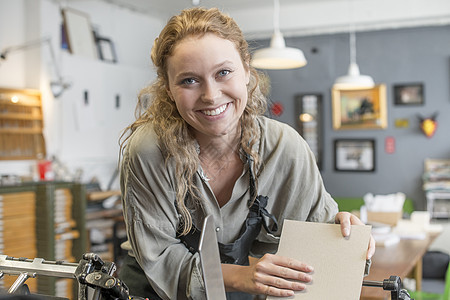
360,233 -> 439,300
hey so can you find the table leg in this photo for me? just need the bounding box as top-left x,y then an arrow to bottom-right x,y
414,259 -> 423,291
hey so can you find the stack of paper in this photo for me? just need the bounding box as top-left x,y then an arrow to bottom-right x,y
53,188 -> 78,297
0,192 -> 38,292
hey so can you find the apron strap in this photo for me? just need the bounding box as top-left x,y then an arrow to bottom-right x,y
176,152 -> 279,262
253,195 -> 278,233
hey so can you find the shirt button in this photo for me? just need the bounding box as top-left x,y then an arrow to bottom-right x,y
215,227 -> 220,232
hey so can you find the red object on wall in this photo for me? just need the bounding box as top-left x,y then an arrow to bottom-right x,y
270,102 -> 284,116
38,160 -> 53,180
385,136 -> 395,154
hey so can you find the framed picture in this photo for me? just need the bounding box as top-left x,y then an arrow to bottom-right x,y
95,35 -> 118,63
62,8 -> 98,59
334,139 -> 375,172
393,83 -> 424,105
295,94 -> 323,169
332,84 -> 387,130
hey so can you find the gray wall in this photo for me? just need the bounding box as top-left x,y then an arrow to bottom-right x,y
253,25 -> 450,210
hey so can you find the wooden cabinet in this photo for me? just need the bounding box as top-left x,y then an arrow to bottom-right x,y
0,88 -> 46,160
34,182 -> 86,299
0,182 -> 86,298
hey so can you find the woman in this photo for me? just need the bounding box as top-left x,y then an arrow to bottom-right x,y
119,7 -> 375,300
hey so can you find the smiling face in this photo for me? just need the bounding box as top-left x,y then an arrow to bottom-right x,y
166,33 -> 250,142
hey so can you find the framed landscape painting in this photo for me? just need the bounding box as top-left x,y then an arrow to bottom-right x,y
332,84 -> 387,130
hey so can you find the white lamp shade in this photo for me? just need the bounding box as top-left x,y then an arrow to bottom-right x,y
251,47 -> 307,70
333,62 -> 375,89
251,31 -> 307,70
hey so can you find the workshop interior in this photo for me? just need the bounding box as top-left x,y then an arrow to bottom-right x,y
1,0 -> 450,299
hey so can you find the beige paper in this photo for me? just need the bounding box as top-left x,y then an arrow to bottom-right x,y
268,220 -> 371,299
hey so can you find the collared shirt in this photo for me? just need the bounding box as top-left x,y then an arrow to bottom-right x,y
120,116 -> 338,300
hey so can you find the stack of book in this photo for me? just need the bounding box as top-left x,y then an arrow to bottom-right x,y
53,187 -> 79,299
0,191 -> 38,292
54,188 -> 79,262
423,158 -> 450,219
423,158 -> 450,192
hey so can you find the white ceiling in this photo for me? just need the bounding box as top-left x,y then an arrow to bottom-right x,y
102,0 -> 337,17
67,0 -> 450,38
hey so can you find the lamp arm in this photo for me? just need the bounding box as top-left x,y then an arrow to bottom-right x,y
1,36 -> 50,59
42,38 -> 63,82
1,36 -> 62,80
0,36 -> 70,98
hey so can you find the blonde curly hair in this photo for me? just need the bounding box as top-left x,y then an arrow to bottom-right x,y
120,7 -> 267,235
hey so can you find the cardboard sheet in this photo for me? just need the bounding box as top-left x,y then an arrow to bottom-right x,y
268,220 -> 371,299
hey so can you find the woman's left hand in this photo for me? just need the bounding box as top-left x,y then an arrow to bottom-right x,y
335,211 -> 376,260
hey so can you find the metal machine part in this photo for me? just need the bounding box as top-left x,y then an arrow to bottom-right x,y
0,253 -> 145,300
363,276 -> 413,300
0,253 -> 412,300
363,259 -> 412,300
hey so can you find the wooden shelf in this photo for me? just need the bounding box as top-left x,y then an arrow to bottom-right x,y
85,189 -> 126,270
0,128 -> 43,134
87,190 -> 121,201
86,208 -> 123,220
0,87 -> 46,160
0,113 -> 43,120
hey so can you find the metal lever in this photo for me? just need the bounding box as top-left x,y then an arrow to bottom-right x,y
8,272 -> 35,294
364,259 -> 372,276
363,276 -> 413,300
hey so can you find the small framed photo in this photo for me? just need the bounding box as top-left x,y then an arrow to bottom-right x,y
393,83 -> 424,105
95,35 -> 118,63
332,84 -> 387,130
334,139 -> 375,172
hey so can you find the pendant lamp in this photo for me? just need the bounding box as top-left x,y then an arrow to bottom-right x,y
334,3 -> 374,89
251,0 -> 307,70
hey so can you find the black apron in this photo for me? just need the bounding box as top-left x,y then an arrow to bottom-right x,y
119,157 -> 278,300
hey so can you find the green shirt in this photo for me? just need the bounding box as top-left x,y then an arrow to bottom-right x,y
120,116 -> 338,299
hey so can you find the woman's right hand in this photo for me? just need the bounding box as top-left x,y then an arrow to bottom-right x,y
222,254 -> 313,297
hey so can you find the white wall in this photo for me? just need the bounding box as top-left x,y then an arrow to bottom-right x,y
1,0 -> 450,189
0,0 -> 161,189
0,0 -> 27,87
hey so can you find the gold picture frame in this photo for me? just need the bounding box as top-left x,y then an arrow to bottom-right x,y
332,84 -> 387,130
